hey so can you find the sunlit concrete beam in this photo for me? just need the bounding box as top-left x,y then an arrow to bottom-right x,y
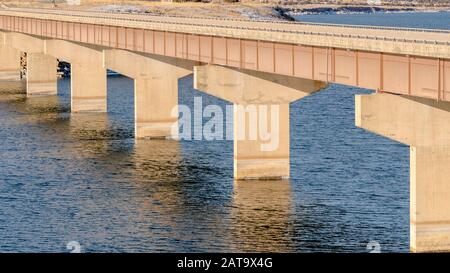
355,93 -> 450,147
103,49 -> 195,79
194,65 -> 326,105
44,39 -> 104,63
2,32 -> 46,54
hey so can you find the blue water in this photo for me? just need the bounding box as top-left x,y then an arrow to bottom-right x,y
295,11 -> 450,29
0,12 -> 448,253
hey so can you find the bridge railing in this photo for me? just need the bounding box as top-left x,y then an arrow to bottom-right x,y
0,7 -> 449,53
4,6 -> 450,34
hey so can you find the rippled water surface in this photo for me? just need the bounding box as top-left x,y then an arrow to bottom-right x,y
295,11 -> 450,29
0,12 -> 448,253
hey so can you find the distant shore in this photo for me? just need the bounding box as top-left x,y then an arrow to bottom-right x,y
1,1 -> 449,22
277,5 -> 449,21
281,5 -> 449,16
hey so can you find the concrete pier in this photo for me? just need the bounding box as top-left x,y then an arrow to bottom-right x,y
356,93 -> 450,252
46,40 -> 107,113
104,50 -> 195,139
26,53 -> 57,96
134,77 -> 180,139
195,65 -> 326,180
233,103 -> 291,180
0,44 -> 23,91
2,32 -> 48,93
70,62 -> 107,112
0,45 -> 21,81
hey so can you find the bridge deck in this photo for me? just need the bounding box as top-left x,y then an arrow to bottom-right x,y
1,7 -> 449,58
0,7 -> 449,101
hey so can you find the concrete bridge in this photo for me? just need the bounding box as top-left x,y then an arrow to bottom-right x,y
0,6 -> 449,252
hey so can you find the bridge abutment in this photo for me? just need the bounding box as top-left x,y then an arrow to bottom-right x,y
26,53 -> 58,96
194,65 -> 326,180
356,93 -> 450,252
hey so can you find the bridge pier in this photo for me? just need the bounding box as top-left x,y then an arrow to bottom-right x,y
356,93 -> 450,252
232,103 -> 291,180
45,40 -> 107,113
194,65 -> 326,180
134,77 -> 180,139
70,62 -> 107,113
26,53 -> 57,96
0,45 -> 23,91
104,50 -> 195,139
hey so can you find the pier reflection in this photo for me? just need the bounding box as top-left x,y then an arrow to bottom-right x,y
132,139 -> 182,182
0,81 -> 25,94
228,179 -> 294,252
68,112 -> 113,137
24,95 -> 66,118
0,91 -> 68,127
67,113 -> 114,155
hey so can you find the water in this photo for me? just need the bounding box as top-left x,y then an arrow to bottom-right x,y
295,11 -> 450,29
0,12 -> 448,253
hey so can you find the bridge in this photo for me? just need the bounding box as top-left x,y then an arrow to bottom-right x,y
0,6 -> 449,252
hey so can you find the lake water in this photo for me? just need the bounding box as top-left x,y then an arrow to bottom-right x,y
0,12 -> 448,253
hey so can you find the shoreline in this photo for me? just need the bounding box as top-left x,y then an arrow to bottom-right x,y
279,5 -> 449,17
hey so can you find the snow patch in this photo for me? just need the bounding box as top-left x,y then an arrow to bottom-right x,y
88,5 -> 146,14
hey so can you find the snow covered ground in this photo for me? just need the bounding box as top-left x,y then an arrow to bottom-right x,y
88,5 -> 146,14
87,4 -> 286,21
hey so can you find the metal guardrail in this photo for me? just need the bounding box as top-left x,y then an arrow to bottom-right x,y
6,6 -> 450,33
1,6 -> 449,47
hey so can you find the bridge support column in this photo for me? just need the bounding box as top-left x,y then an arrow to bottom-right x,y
233,103 -> 291,179
356,93 -> 450,252
194,65 -> 327,180
0,45 -> 23,91
26,53 -> 57,96
103,50 -> 195,139
71,63 -> 107,112
135,77 -> 178,139
45,40 -> 106,112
